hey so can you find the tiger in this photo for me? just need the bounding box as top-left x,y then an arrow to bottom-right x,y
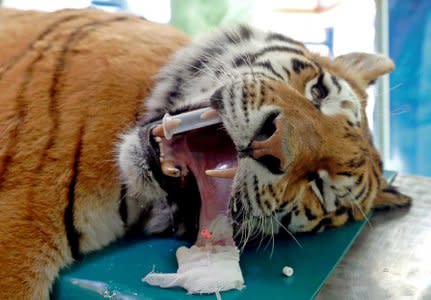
0,8 -> 411,300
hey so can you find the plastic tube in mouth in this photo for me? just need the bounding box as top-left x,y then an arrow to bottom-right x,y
162,107 -> 222,140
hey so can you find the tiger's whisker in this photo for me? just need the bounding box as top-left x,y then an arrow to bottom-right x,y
274,216 -> 303,249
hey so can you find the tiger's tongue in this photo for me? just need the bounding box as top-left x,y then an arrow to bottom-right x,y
164,126 -> 237,246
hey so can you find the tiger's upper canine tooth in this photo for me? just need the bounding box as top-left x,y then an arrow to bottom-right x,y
153,125 -> 165,137
205,167 -> 237,179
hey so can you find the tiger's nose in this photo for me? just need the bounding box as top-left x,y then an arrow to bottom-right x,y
238,115 -> 287,174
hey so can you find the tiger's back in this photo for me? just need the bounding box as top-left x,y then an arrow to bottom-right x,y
0,8 -> 188,299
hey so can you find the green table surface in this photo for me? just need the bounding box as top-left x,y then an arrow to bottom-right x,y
52,171 -> 397,300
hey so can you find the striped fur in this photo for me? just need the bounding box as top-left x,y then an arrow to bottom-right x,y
0,8 -> 188,299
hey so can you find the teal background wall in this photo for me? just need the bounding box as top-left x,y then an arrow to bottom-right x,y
389,0 -> 431,176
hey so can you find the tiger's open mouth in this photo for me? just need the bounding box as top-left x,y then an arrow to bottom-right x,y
157,124 -> 238,246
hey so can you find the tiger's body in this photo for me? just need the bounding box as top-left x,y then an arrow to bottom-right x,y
0,8 -> 188,299
0,8 -> 410,300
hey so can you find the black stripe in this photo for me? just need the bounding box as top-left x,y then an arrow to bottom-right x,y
304,207 -> 317,220
347,157 -> 366,168
315,72 -> 327,94
229,83 -> 237,122
310,217 -> 331,234
254,45 -> 304,60
331,75 -> 342,93
343,132 -> 361,141
282,66 -> 291,79
241,87 -> 250,123
265,33 -> 305,47
225,31 -> 241,44
335,205 -> 348,216
253,175 -> 261,209
0,14 -> 82,80
45,17 -> 129,260
224,25 -> 252,44
243,180 -> 250,205
234,46 -> 305,69
360,177 -> 373,203
256,80 -> 265,109
337,171 -> 353,177
65,126 -> 84,261
291,58 -> 312,74
356,174 -> 364,185
38,17 -> 129,171
214,64 -> 227,78
264,200 -> 272,212
253,61 -> 284,80
188,55 -> 209,76
315,176 -> 324,199
0,16 -> 80,188
278,200 -> 290,211
377,157 -> 383,171
238,24 -> 253,41
165,76 -> 183,107
233,53 -> 256,67
119,184 -> 128,225
268,184 -> 277,199
355,184 -> 367,201
281,212 -> 292,227
307,172 -> 324,198
209,87 -> 224,111
372,165 -> 381,190
382,185 -> 401,195
203,45 -> 225,59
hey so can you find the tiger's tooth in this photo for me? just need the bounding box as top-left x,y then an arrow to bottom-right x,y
161,160 -> 180,177
165,167 -> 180,177
153,125 -> 164,137
205,167 -> 237,179
200,108 -> 219,120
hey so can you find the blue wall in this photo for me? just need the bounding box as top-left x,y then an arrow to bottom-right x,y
389,0 -> 431,176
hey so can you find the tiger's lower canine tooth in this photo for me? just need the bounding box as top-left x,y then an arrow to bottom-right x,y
161,160 -> 180,177
205,167 -> 237,179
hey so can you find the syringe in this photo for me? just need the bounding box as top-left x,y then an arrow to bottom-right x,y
157,107 -> 222,140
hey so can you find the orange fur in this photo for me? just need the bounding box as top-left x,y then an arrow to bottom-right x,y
0,8 -> 189,299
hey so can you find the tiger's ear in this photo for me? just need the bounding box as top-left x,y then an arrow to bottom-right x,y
334,52 -> 395,85
373,185 -> 412,209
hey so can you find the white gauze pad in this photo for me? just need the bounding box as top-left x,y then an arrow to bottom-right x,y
143,245 -> 244,294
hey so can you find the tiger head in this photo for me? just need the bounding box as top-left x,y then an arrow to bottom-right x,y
118,25 -> 411,241
210,51 -> 412,237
